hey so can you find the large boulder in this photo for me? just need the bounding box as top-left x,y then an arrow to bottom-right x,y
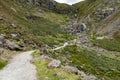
47,59 -> 61,69
74,23 -> 87,33
4,40 -> 21,50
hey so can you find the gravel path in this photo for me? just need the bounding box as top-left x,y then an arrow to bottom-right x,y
0,51 -> 38,80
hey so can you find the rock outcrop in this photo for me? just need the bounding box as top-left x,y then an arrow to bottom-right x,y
66,22 -> 87,34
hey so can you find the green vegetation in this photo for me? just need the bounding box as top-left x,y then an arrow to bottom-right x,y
1,0 -> 120,79
34,60 -> 79,80
50,45 -> 120,80
93,39 -> 120,52
0,0 -> 73,48
73,0 -> 103,17
32,52 -> 79,80
0,60 -> 7,69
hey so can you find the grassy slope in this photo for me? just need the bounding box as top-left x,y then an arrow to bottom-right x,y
0,0 -> 73,48
50,45 -> 120,80
0,0 -> 72,70
92,39 -> 120,52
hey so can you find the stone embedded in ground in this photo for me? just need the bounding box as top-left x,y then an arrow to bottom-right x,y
4,40 -> 21,50
11,34 -> 18,39
63,66 -> 78,74
47,59 -> 61,69
0,35 -> 5,45
0,35 -> 4,42
11,24 -> 17,28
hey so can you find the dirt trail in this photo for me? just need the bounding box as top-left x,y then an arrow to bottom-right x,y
0,51 -> 38,80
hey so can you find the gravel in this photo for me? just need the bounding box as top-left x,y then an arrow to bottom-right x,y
0,51 -> 38,80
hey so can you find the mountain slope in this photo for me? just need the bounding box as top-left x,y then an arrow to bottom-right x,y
71,0 -> 120,52
0,0 -> 72,49
0,0 -> 120,80
74,0 -> 120,36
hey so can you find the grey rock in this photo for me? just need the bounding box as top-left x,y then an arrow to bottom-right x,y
95,7 -> 115,19
80,23 -> 87,31
87,75 -> 97,80
0,16 -> 3,20
4,40 -> 21,50
11,24 -> 17,28
11,34 -> 18,39
47,59 -> 61,69
0,35 -> 4,42
0,35 -> 5,45
63,66 -> 78,74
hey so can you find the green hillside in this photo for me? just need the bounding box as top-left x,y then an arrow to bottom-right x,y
0,0 -> 120,80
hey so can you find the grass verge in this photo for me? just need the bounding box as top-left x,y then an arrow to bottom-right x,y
0,60 -> 7,69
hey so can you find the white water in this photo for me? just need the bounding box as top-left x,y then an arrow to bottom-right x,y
52,42 -> 69,51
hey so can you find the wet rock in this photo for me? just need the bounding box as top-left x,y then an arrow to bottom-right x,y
47,59 -> 61,69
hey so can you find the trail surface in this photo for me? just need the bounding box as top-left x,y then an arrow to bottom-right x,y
0,51 -> 37,80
